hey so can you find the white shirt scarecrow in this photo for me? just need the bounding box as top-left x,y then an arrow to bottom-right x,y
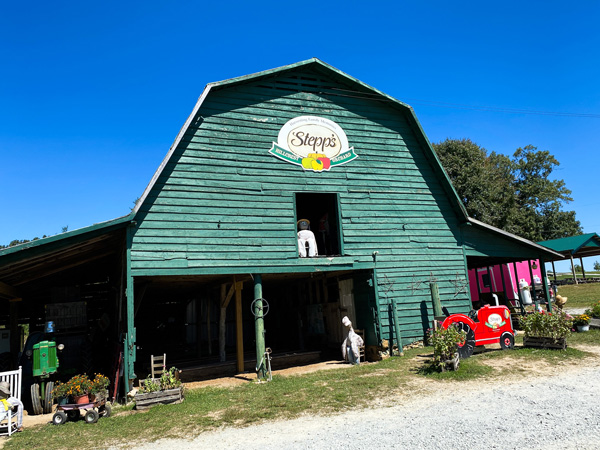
341,316 -> 364,365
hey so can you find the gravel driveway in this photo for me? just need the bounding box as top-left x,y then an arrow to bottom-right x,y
125,351 -> 600,450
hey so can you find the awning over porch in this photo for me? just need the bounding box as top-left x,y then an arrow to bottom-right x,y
460,218 -> 564,313
461,217 -> 563,268
538,233 -> 600,283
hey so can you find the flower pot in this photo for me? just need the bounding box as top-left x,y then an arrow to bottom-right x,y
577,325 -> 590,332
57,397 -> 69,406
73,394 -> 90,404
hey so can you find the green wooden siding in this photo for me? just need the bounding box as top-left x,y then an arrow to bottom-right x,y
131,67 -> 471,343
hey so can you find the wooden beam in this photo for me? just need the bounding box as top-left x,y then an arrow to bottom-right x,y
133,283 -> 149,319
221,284 -> 235,309
580,257 -> 586,280
570,255 -> 578,284
206,297 -> 212,356
219,284 -> 227,362
234,277 -> 244,373
0,281 -> 20,300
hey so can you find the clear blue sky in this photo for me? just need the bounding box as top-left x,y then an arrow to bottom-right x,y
1,1 -> 599,271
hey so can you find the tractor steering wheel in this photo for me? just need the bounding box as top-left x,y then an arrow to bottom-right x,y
468,309 -> 478,322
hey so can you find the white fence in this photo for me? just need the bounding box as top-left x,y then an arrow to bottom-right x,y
0,366 -> 22,401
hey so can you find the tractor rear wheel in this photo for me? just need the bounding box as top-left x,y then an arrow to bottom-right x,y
455,322 -> 476,359
30,383 -> 43,415
500,332 -> 515,350
43,381 -> 54,414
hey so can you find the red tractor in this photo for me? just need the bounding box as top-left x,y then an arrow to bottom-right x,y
441,304 -> 515,359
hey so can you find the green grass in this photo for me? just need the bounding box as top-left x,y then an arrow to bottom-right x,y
6,341 -> 599,450
556,283 -> 600,309
569,328 -> 600,345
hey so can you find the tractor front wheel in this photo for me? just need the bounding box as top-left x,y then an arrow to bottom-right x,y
455,322 -> 476,359
43,381 -> 54,414
500,332 -> 515,350
30,383 -> 43,415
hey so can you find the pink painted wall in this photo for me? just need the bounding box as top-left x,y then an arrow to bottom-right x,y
468,260 -> 543,303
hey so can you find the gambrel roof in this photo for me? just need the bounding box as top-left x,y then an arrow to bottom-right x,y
132,58 -> 469,222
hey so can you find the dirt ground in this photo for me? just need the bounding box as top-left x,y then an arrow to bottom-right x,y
15,337 -> 600,432
14,358 -> 351,431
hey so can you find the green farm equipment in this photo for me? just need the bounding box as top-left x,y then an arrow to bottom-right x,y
29,339 -> 64,415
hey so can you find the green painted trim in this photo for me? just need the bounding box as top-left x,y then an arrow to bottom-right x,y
461,246 -> 472,304
125,223 -> 137,389
131,260 -> 375,277
253,274 -> 267,379
0,213 -> 133,260
336,193 -> 345,256
372,267 -> 383,342
539,258 -> 552,312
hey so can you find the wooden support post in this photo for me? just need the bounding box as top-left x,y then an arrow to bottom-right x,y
371,269 -> 383,345
551,261 -> 557,282
430,282 -> 443,321
9,299 -> 20,356
540,258 -> 552,311
253,274 -> 267,379
219,284 -> 235,362
390,298 -> 403,356
125,223 -> 137,392
234,277 -> 244,373
500,264 -> 508,306
528,260 -> 538,310
580,257 -> 586,281
513,261 -> 526,315
475,269 -> 482,306
207,297 -> 212,356
570,255 -> 578,284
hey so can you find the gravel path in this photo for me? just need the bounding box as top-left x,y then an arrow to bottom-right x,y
126,353 -> 600,450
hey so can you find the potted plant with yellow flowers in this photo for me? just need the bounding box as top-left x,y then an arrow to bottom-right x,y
573,314 -> 591,332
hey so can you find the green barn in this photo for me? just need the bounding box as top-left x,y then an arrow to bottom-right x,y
0,59 -> 561,396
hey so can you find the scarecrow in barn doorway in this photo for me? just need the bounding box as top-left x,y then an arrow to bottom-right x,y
341,316 -> 364,365
297,219 -> 318,257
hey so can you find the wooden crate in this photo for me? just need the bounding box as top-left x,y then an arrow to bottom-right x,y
134,387 -> 184,410
523,336 -> 567,350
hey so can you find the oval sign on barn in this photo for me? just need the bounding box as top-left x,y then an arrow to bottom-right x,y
269,116 -> 357,172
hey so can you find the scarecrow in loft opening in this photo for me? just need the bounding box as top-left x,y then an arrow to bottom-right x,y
297,219 -> 318,257
0,381 -> 23,432
341,316 -> 364,365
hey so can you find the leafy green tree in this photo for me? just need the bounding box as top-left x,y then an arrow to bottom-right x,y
433,139 -> 516,230
433,139 -> 581,241
594,261 -> 600,271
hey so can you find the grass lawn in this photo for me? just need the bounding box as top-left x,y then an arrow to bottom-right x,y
7,330 -> 600,450
556,282 -> 600,309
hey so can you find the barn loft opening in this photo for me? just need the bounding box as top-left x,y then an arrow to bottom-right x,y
295,193 -> 342,256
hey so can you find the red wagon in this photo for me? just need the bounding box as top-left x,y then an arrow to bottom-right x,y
52,395 -> 111,425
441,304 -> 515,359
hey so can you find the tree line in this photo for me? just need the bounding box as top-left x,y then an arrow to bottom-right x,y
433,139 -> 581,242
